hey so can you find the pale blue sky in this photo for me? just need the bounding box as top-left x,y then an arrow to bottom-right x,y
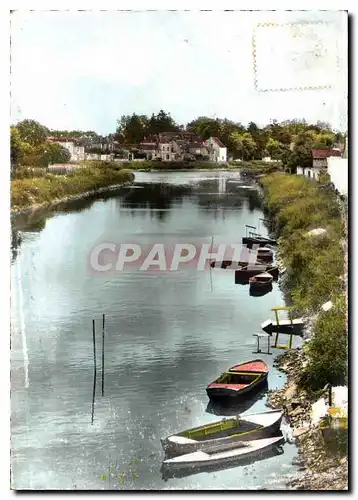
10,10 -> 348,134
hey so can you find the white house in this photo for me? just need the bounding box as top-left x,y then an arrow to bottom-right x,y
204,137 -> 227,163
327,137 -> 348,196
297,148 -> 343,182
48,138 -> 85,162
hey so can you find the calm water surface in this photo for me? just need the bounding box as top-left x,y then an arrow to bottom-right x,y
11,171 -> 300,490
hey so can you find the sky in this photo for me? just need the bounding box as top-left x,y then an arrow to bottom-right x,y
10,10 -> 348,135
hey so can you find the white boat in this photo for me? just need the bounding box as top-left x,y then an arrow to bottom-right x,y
162,435 -> 285,470
161,409 -> 283,456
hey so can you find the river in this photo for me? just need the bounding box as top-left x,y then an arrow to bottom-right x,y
11,171 -> 299,490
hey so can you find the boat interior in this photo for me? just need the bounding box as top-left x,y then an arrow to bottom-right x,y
181,417 -> 263,441
216,371 -> 262,385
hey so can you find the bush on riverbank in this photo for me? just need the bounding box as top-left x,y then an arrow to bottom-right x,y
229,160 -> 283,175
11,166 -> 134,210
261,173 -> 347,389
298,294 -> 347,389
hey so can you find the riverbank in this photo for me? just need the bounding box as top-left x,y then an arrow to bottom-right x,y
259,173 -> 348,490
268,351 -> 348,490
11,166 -> 134,215
123,159 -> 282,174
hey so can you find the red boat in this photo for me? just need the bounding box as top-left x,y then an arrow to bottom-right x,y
206,359 -> 269,402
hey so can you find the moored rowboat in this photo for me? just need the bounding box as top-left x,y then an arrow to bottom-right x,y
242,235 -> 277,248
207,359 -> 269,401
249,272 -> 273,289
161,409 -> 283,456
228,359 -> 269,373
235,265 -> 279,281
162,435 -> 285,470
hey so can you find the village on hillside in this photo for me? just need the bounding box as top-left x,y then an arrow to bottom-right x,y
47,132 -> 228,164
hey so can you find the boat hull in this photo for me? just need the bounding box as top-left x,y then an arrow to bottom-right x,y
206,373 -> 268,402
162,435 -> 285,471
242,237 -> 277,248
161,441 -> 284,479
235,266 -> 279,282
161,410 -> 283,456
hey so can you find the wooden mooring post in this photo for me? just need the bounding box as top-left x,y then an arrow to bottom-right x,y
91,319 -> 97,425
101,314 -> 105,396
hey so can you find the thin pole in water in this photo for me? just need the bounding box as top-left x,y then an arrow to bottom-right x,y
91,319 -> 97,425
101,314 -> 105,396
93,319 -> 97,371
209,236 -> 214,292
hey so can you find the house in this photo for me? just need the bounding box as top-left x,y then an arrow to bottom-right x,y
158,138 -> 177,161
135,132 -> 227,163
47,137 -> 85,162
187,142 -> 209,159
312,148 -> 342,169
297,148 -> 343,181
326,137 -> 348,196
204,137 -> 227,163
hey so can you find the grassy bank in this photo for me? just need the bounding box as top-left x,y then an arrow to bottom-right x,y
229,160 -> 283,175
261,173 -> 347,390
11,164 -> 134,211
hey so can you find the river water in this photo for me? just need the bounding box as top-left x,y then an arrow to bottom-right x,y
11,171 -> 300,490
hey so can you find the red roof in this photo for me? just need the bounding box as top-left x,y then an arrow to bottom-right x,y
212,137 -> 226,148
312,149 -> 342,159
47,137 -> 75,143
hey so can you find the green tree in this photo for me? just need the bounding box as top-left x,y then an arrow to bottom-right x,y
268,120 -> 292,145
115,114 -> 149,143
10,126 -> 23,168
230,132 -> 257,160
42,142 -> 71,164
312,132 -> 335,149
16,119 -> 48,146
186,117 -> 222,139
266,138 -> 285,159
147,110 -> 179,135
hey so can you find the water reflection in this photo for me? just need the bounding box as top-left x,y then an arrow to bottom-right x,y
249,284 -> 274,297
206,383 -> 269,416
119,183 -> 192,222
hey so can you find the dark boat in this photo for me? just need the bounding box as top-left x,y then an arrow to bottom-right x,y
210,259 -> 268,269
206,360 -> 269,402
235,265 -> 279,282
242,235 -> 277,248
249,272 -> 273,290
256,248 -> 274,263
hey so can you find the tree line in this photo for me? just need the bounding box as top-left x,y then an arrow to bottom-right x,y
11,119 -> 71,168
11,113 -> 346,171
115,111 -> 345,171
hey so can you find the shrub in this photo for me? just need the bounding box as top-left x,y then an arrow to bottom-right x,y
261,173 -> 347,391
298,295 -> 347,389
